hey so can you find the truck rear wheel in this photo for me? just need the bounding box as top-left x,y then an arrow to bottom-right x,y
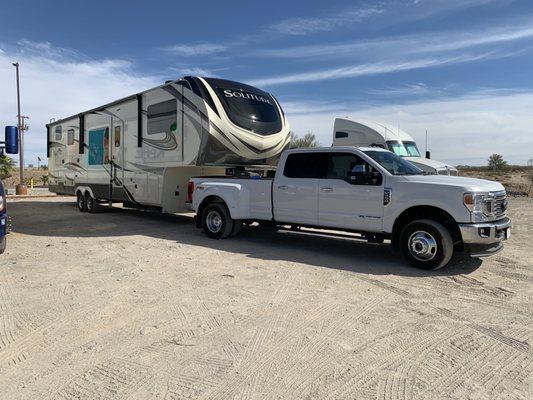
202,203 -> 234,239
399,219 -> 453,270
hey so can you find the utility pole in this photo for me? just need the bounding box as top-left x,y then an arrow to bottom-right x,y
13,62 -> 28,195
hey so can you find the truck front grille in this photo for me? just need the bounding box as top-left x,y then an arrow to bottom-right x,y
491,191 -> 507,219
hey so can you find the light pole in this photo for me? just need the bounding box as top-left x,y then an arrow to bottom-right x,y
12,62 -> 27,195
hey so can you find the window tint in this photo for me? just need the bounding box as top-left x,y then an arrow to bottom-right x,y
147,99 -> 177,136
283,153 -> 324,178
114,126 -> 121,147
335,131 -> 349,138
327,153 -> 382,185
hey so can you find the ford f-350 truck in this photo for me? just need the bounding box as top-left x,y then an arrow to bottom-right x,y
189,147 -> 511,270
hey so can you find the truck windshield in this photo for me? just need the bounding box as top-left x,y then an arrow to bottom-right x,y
363,150 -> 423,175
386,141 -> 421,157
204,78 -> 282,136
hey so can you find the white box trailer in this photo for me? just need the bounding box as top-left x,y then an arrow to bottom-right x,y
47,76 -> 291,213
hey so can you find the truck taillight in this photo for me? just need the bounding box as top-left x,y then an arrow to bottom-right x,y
187,181 -> 195,203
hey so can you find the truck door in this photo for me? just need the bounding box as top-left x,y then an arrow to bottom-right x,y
318,152 -> 383,232
273,152 -> 324,225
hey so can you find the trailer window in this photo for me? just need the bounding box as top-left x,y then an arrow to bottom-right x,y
67,129 -> 75,146
114,126 -> 121,147
147,99 -> 177,136
55,126 -> 62,141
88,127 -> 110,165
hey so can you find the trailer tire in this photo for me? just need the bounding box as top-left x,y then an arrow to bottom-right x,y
77,192 -> 87,212
84,193 -> 99,214
202,203 -> 234,239
399,219 -> 453,270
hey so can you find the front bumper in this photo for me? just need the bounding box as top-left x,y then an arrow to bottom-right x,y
459,217 -> 511,244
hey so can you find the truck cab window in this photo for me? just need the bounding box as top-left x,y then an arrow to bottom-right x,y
284,153 -> 324,178
327,153 -> 382,185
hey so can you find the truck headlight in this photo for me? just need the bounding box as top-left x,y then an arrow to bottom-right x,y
463,192 -> 491,222
0,195 -> 4,212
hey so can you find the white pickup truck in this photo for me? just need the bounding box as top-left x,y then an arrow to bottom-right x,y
189,147 -> 511,270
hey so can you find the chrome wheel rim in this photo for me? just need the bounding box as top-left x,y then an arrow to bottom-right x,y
78,196 -> 84,209
206,210 -> 223,233
408,230 -> 437,261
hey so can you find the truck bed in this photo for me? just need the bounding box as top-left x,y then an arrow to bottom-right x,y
190,176 -> 274,221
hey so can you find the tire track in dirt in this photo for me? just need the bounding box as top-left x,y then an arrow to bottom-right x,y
434,308 -> 531,354
0,287 -> 128,373
53,359 -> 151,400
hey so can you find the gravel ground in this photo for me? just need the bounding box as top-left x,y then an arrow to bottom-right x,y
0,196 -> 531,400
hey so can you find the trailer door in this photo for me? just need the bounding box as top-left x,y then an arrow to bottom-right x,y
110,121 -> 125,197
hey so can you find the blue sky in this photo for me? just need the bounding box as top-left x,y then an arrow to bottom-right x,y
1,0 -> 533,165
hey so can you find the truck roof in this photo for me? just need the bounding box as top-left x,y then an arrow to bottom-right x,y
286,146 -> 389,153
334,118 -> 414,142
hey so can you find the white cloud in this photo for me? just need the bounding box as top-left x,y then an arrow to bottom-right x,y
267,0 -> 509,37
285,90 -> 533,165
249,52 -> 495,86
269,6 -> 384,35
0,41 -> 161,167
162,43 -> 227,56
255,22 -> 533,59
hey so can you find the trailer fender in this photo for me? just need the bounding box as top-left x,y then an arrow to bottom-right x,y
75,186 -> 95,199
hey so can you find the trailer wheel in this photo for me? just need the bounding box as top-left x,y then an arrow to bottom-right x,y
202,203 -> 234,239
399,219 -> 453,270
84,193 -> 99,214
77,192 -> 87,212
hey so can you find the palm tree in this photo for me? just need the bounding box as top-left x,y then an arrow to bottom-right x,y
0,155 -> 15,179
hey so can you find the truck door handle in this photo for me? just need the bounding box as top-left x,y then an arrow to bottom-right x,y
320,187 -> 333,192
277,185 -> 288,190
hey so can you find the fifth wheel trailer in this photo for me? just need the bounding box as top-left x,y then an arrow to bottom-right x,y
46,76 -> 291,213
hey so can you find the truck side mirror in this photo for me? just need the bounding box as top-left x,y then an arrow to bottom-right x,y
4,126 -> 19,154
425,151 -> 431,159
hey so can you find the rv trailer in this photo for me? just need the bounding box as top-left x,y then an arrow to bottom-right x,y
47,77 -> 291,213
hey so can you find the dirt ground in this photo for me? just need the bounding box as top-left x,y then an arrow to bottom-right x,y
0,196 -> 531,400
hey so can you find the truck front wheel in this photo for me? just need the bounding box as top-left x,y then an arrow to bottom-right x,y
399,219 -> 453,270
202,203 -> 235,239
